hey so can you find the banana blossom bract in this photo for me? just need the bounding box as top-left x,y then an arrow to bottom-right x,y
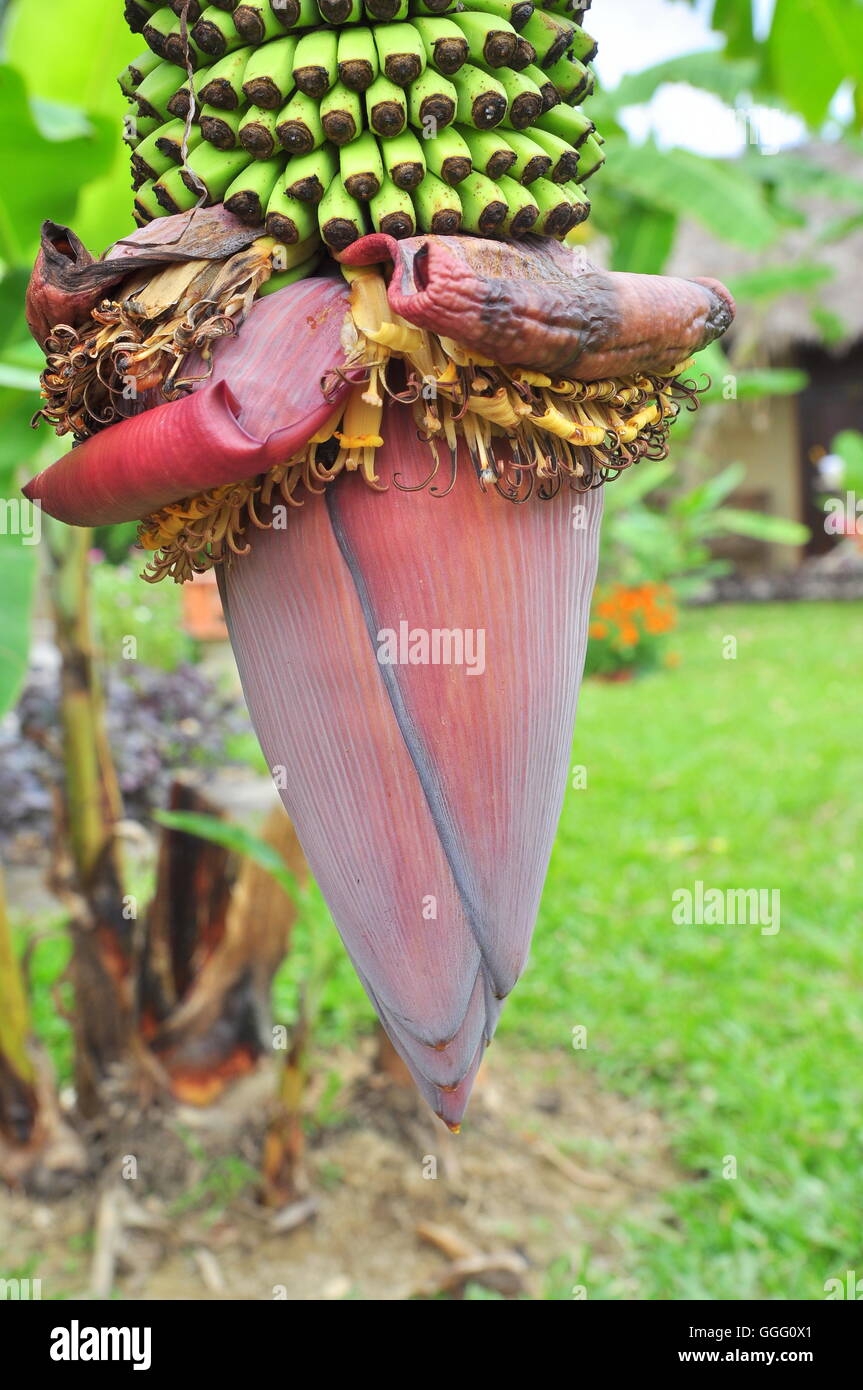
24,217 -> 734,1126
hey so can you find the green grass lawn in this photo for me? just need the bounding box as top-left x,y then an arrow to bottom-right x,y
21,600 -> 861,1301
506,601 -> 862,1300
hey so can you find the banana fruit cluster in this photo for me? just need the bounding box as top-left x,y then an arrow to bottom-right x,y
121,0 -> 604,272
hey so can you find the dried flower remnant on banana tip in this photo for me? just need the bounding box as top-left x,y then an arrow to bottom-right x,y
21,0 -> 736,1129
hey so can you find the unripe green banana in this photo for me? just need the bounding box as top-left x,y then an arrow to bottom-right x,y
408,66 -> 457,130
569,23 -> 599,64
363,0 -> 409,19
132,128 -> 177,184
272,0 -> 319,29
528,176 -> 572,237
125,114 -> 161,148
135,61 -> 186,122
423,123 -> 472,183
293,29 -> 338,98
167,67 -> 208,120
269,235 -> 324,273
456,170 -> 507,234
317,174 -> 367,248
498,174 -> 538,237
535,103 -> 594,147
497,128 -> 550,182
163,27 -> 207,72
240,104 -> 281,157
411,169 -> 462,232
379,128 -> 426,188
411,18 -> 469,76
224,154 -> 285,221
366,73 -> 408,136
133,179 -> 162,225
525,125 -> 579,181
493,64 -> 544,128
461,0 -> 534,33
126,1 -> 162,37
455,123 -> 515,179
339,129 -> 385,199
155,164 -> 201,213
142,6 -> 181,60
119,50 -> 162,98
408,0 -> 456,15
574,131 -> 604,181
199,47 -> 254,109
370,176 -> 416,237
182,142 -> 253,201
155,118 -> 204,163
543,52 -> 592,103
200,102 -> 245,149
517,10 -> 575,67
259,248 -> 323,292
451,12 -> 517,68
271,0 -> 320,31
284,143 -> 340,200
318,0 -> 363,22
561,179 -> 590,229
321,81 -> 364,144
338,26 -> 379,91
192,6 -> 247,58
520,62 -> 559,111
277,90 -> 326,152
242,36 -> 297,107
509,35 -> 537,71
266,183 -> 320,242
232,1 -> 286,42
374,22 -> 427,86
450,64 -> 506,129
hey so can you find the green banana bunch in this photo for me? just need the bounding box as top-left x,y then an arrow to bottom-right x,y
122,0 -> 602,252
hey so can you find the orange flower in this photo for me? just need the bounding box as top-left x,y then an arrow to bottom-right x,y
618,622 -> 639,647
590,621 -> 608,640
646,610 -> 675,635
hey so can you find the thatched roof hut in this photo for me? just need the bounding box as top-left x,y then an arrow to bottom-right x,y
667,140 -> 863,568
668,140 -> 863,358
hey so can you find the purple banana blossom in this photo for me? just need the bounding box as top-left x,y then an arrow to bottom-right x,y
24,220 -> 734,1125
